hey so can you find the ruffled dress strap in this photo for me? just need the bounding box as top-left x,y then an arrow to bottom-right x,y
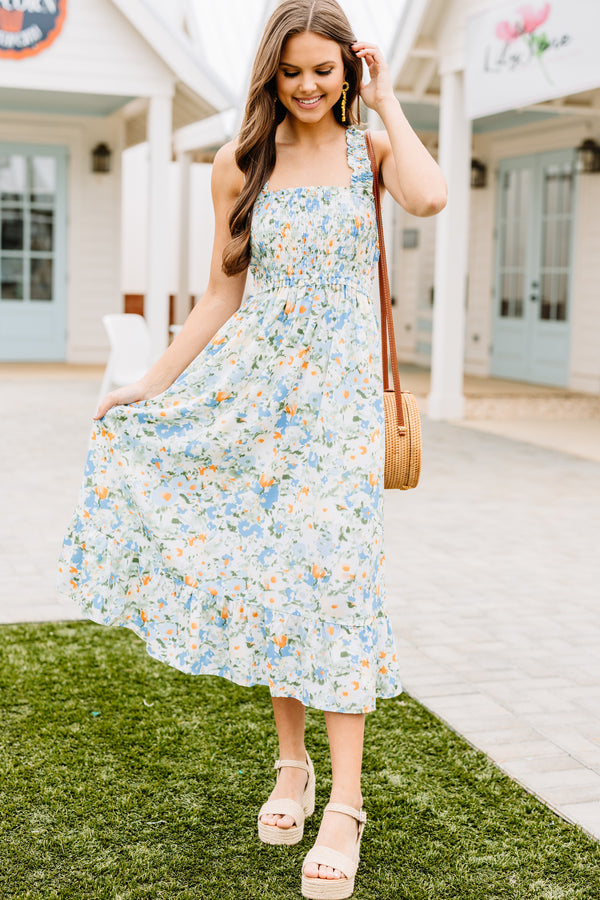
346,125 -> 376,195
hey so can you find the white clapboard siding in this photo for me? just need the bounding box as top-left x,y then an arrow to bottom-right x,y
416,213 -> 436,364
67,115 -> 124,363
465,184 -> 496,376
390,205 -> 420,362
69,171 -> 123,357
570,174 -> 600,392
0,0 -> 173,98
387,202 -> 437,365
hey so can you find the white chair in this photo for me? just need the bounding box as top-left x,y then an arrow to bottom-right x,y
98,313 -> 157,404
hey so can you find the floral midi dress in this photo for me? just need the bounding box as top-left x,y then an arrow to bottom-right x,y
56,124 -> 403,714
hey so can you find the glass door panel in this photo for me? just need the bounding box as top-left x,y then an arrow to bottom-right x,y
1,256 -> 23,300
0,144 -> 66,360
498,168 -> 529,320
539,164 -> 573,322
30,257 -> 53,301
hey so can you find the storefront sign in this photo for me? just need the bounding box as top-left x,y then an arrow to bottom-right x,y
466,1 -> 600,118
0,0 -> 67,60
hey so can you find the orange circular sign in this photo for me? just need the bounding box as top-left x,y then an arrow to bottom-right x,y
0,1 -> 67,60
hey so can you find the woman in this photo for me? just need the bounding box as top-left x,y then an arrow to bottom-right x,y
56,1 -> 446,896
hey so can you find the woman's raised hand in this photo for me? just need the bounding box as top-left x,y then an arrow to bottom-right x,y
351,41 -> 396,113
93,380 -> 152,420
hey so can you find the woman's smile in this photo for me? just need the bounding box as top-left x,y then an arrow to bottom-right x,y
293,94 -> 325,109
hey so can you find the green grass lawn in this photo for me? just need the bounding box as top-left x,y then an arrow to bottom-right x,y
1,621 -> 599,899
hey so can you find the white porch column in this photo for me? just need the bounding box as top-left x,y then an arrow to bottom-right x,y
146,93 -> 173,358
175,149 -> 192,324
427,69 -> 471,420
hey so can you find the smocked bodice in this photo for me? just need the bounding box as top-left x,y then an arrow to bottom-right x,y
249,125 -> 379,295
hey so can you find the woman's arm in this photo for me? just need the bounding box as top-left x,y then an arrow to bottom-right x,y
94,140 -> 246,419
352,41 -> 448,217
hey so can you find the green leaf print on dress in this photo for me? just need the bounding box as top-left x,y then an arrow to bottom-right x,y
56,125 -> 403,714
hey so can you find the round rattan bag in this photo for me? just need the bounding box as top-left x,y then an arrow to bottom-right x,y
383,389 -> 422,490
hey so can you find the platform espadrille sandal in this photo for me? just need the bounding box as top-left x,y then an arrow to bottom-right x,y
257,752 -> 316,845
300,802 -> 367,899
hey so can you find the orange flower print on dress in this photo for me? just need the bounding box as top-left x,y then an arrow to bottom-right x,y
55,125 -> 402,715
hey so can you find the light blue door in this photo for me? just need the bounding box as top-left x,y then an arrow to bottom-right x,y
0,143 -> 68,361
492,150 -> 575,386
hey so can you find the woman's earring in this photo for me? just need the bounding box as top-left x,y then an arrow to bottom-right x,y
340,81 -> 350,122
272,96 -> 277,121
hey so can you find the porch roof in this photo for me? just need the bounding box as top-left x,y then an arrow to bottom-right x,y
112,0 -> 235,113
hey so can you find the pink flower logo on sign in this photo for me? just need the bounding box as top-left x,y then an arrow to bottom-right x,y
495,20 -> 521,42
495,3 -> 551,41
493,4 -> 560,82
519,3 -> 552,33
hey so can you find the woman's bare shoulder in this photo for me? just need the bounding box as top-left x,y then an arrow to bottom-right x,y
212,138 -> 245,198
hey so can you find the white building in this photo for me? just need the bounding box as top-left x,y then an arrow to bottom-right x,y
0,0 -> 232,363
388,0 -> 600,415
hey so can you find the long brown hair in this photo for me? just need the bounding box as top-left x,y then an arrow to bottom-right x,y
222,0 -> 362,276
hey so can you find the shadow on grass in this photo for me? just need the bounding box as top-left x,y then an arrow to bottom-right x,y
0,621 -> 599,899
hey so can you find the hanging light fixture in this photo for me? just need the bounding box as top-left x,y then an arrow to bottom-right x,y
470,158 -> 487,189
91,143 -> 112,174
575,138 -> 600,173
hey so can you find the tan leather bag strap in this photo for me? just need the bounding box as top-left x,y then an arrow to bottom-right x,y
365,129 -> 405,432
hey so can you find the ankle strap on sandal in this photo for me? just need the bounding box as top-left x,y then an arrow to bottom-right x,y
275,757 -> 310,772
324,802 -> 367,824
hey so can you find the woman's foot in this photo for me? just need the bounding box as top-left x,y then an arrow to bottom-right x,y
259,759 -> 310,829
303,793 -> 363,880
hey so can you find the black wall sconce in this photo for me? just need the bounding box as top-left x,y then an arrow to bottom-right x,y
91,142 -> 112,174
470,158 -> 487,189
575,138 -> 600,173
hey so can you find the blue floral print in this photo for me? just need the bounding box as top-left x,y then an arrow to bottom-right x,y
55,125 -> 403,713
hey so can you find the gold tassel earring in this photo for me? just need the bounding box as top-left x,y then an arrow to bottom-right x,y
272,96 -> 277,121
340,81 -> 350,122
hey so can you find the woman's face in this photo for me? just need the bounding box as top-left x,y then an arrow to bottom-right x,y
275,31 -> 346,123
